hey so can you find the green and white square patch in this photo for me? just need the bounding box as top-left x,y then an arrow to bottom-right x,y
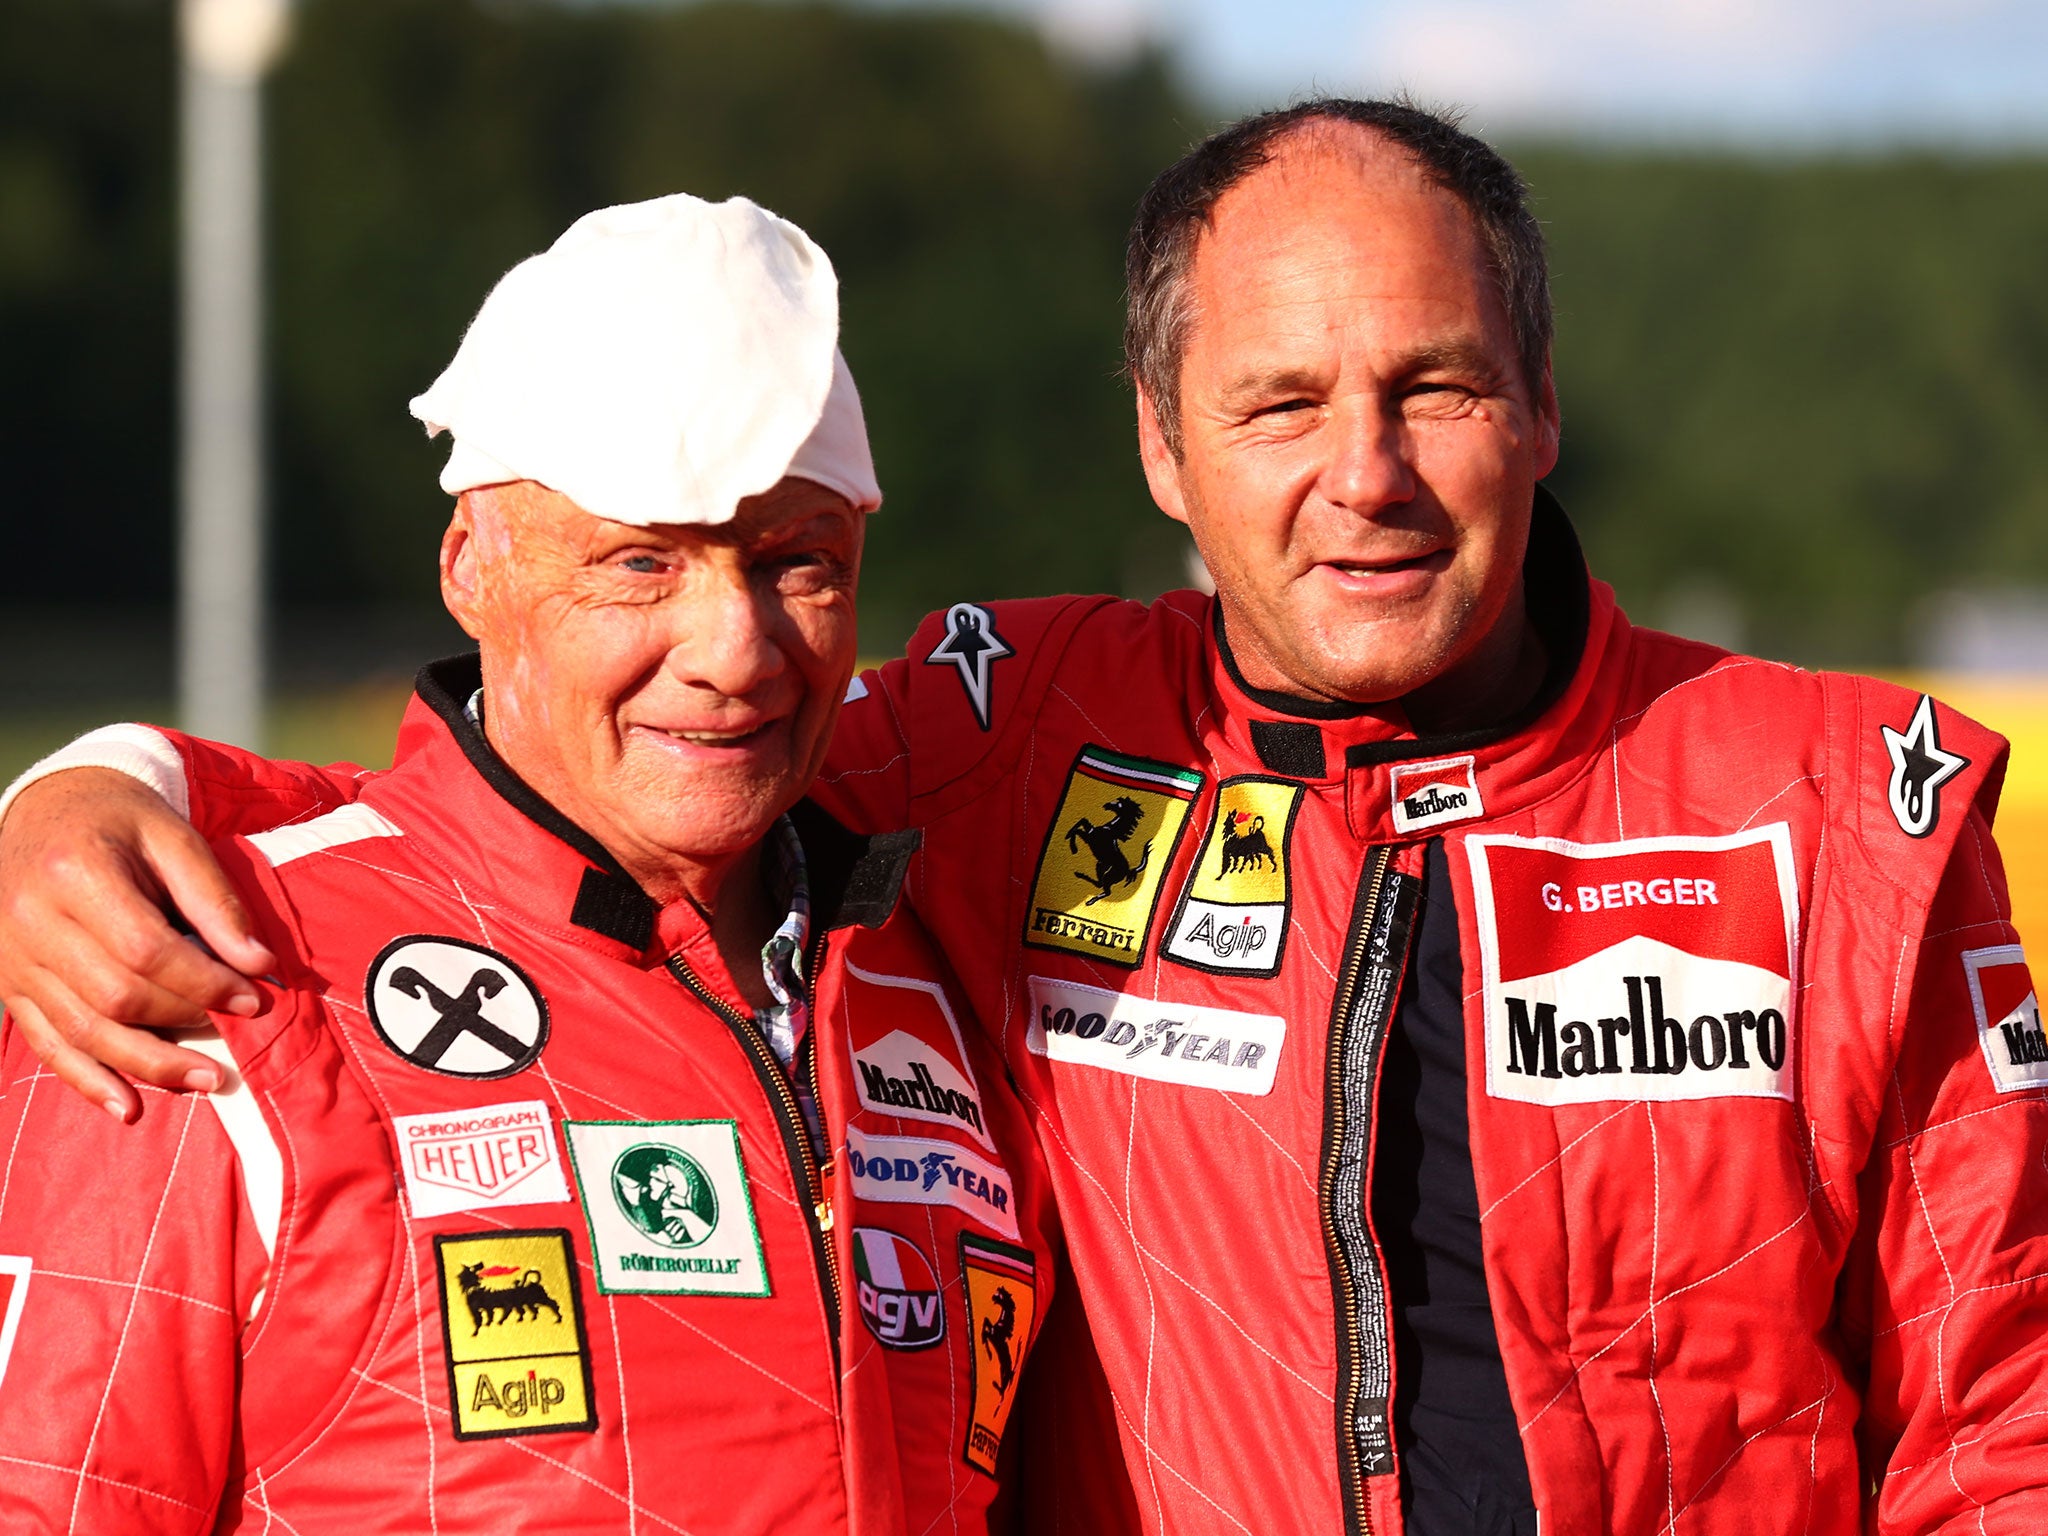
564,1120 -> 769,1297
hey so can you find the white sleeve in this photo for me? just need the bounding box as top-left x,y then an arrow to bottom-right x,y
0,724 -> 191,827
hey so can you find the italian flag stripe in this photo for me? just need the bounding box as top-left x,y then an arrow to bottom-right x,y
856,1229 -> 905,1290
1079,748 -> 1202,798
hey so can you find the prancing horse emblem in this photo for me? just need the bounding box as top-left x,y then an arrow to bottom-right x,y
1066,796 -> 1150,906
367,936 -> 550,1078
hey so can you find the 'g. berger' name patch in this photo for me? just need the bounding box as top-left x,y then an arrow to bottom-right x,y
1467,826 -> 1801,1106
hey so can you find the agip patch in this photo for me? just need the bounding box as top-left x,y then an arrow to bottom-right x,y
960,1233 -> 1038,1478
1163,776 -> 1303,976
564,1121 -> 770,1297
1963,945 -> 2048,1093
1025,746 -> 1201,967
1466,825 -> 1801,1107
433,1228 -> 595,1441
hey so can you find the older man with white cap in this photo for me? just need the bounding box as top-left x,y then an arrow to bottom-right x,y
0,193 -> 1064,1534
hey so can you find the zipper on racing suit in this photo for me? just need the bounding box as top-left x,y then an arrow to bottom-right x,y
666,948 -> 844,1378
1319,842 -> 1425,1535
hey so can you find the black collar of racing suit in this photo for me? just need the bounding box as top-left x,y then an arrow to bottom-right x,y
1210,482 -> 1592,769
412,654 -> 919,951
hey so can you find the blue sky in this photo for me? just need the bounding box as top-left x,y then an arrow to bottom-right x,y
954,0 -> 2048,146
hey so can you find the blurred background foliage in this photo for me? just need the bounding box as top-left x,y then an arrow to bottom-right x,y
5,0 -> 2048,689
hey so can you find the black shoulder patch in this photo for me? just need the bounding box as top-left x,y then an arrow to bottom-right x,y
1249,719 -> 1326,779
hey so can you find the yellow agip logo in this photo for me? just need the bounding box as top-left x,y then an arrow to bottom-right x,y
1025,747 -> 1202,967
1163,776 -> 1305,977
434,1228 -> 596,1440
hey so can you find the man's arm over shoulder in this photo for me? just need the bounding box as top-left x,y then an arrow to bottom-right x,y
813,593 -> 1141,834
1846,803 -> 2048,1527
0,1024 -> 256,1531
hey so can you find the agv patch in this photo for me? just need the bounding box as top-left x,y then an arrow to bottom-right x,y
852,1227 -> 945,1350
1025,746 -> 1201,968
1467,825 -> 1801,1106
565,1121 -> 769,1297
1963,945 -> 2048,1094
0,1255 -> 29,1395
1163,776 -> 1303,976
960,1233 -> 1038,1478
433,1228 -> 595,1441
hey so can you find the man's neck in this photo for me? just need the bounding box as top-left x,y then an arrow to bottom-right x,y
1401,597 -> 1549,737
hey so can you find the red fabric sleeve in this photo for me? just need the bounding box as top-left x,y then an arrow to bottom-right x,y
158,727 -> 369,842
0,1020 -> 258,1532
1846,806 -> 2048,1530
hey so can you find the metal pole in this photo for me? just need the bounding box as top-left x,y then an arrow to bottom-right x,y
178,0 -> 288,747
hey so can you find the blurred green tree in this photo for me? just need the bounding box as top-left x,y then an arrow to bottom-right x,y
5,0 -> 2048,665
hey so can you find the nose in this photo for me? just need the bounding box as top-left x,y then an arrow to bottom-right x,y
662,560 -> 787,699
1319,395 -> 1416,516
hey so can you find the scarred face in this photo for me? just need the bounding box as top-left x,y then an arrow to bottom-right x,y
440,476 -> 863,904
1138,125 -> 1561,722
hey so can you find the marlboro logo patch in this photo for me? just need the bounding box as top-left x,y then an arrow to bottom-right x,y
1163,777 -> 1303,977
1963,946 -> 2048,1093
842,960 -> 993,1149
565,1121 -> 770,1297
1467,825 -> 1801,1107
393,1100 -> 571,1218
1390,755 -> 1483,833
1026,747 -> 1201,967
960,1233 -> 1038,1478
434,1228 -> 596,1441
0,1255 -> 29,1395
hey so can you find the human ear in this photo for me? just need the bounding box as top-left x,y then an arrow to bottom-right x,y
1136,385 -> 1192,529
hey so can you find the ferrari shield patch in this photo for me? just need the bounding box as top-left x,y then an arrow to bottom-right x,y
1163,776 -> 1304,976
1025,746 -> 1201,967
960,1232 -> 1038,1477
434,1228 -> 596,1441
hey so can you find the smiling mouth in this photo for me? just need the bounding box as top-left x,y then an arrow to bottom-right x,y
1325,549 -> 1449,577
636,721 -> 780,749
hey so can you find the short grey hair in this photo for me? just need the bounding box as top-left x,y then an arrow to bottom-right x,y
1123,97 -> 1553,457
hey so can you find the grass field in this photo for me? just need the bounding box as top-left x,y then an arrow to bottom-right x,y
5,671 -> 2044,949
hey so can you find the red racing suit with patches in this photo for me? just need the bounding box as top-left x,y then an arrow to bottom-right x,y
0,657 -> 1060,1534
49,498 -> 2048,1532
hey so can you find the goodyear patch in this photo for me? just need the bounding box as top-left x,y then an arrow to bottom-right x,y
1025,746 -> 1202,967
0,1255 -> 29,1395
434,1228 -> 595,1441
845,1127 -> 1019,1240
960,1232 -> 1038,1478
565,1120 -> 770,1297
1163,776 -> 1303,976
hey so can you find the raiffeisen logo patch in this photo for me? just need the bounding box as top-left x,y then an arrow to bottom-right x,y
1466,825 -> 1801,1107
841,960 -> 994,1149
1390,756 -> 1483,834
1963,945 -> 2048,1094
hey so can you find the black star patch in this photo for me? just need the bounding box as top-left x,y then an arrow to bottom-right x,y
1882,693 -> 1969,839
925,603 -> 1012,731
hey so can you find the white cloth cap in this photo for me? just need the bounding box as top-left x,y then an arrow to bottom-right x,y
410,193 -> 881,527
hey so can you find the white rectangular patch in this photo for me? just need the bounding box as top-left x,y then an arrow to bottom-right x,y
1963,945 -> 2048,1094
1390,755 -> 1484,833
564,1121 -> 769,1297
1025,975 -> 1285,1096
0,1255 -> 28,1395
247,803 -> 403,867
393,1100 -> 572,1219
1467,825 -> 1800,1107
843,1128 -> 1019,1241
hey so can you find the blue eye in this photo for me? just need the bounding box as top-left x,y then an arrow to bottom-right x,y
621,554 -> 663,574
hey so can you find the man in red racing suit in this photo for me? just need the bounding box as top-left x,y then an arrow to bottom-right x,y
8,103 -> 2048,1535
0,655 -> 1063,1533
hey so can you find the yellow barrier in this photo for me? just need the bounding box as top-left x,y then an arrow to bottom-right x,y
1890,675 -> 2048,952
